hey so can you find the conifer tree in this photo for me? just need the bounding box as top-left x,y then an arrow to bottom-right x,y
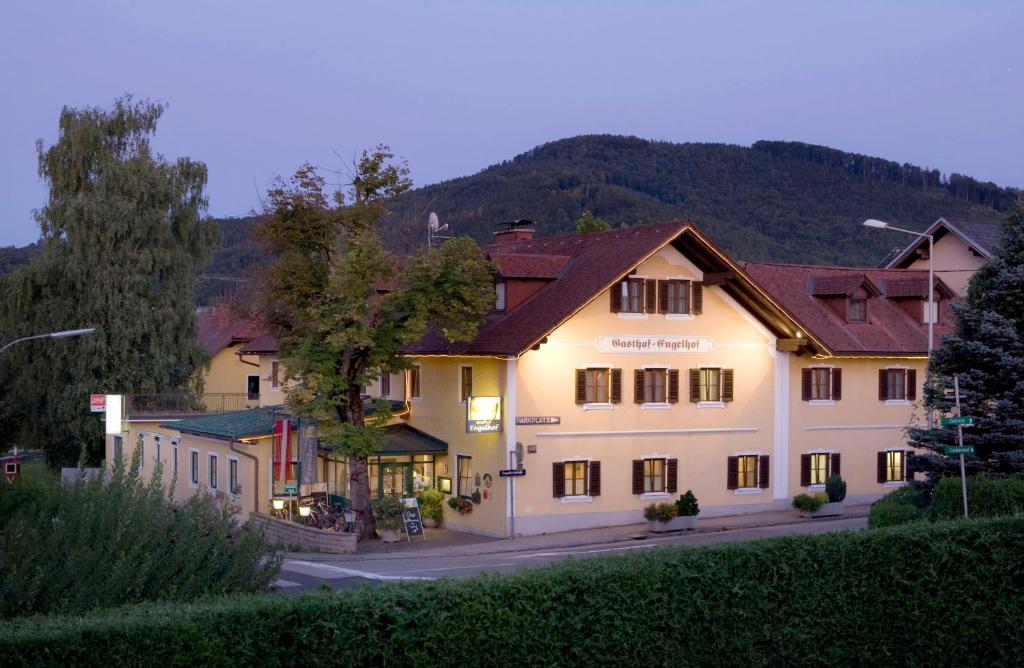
0,96 -> 217,466
908,202 -> 1024,478
256,149 -> 495,539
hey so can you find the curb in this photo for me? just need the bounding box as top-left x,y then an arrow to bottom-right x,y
285,511 -> 870,563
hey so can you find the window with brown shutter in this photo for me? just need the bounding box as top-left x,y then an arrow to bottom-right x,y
660,279 -> 690,314
722,369 -> 734,402
881,451 -> 906,482
726,456 -> 739,490
658,280 -> 669,313
689,369 -> 701,403
832,369 -> 842,400
564,461 -> 588,496
590,461 -> 601,496
831,453 -> 841,476
613,278 -> 644,313
552,462 -> 566,498
758,455 -> 770,489
692,282 -> 703,315
881,369 -> 909,401
640,368 -> 667,403
877,452 -> 888,483
800,454 -> 811,487
801,369 -> 813,401
667,458 -> 678,493
575,369 -> 587,404
805,368 -> 832,401
610,368 -> 622,404
580,368 -> 611,404
645,279 -> 657,313
697,368 -> 722,402
634,369 -> 645,404
632,460 -> 644,494
907,370 -> 917,401
809,453 -> 829,485
643,458 -> 665,493
610,282 -> 622,312
667,370 -> 680,403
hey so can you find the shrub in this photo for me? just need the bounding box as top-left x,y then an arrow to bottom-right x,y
418,488 -> 444,523
825,474 -> 847,503
643,502 -> 677,522
2,518 -> 1023,666
674,490 -> 700,516
0,450 -> 281,619
930,475 -> 1024,521
372,494 -> 406,531
868,486 -> 929,528
792,492 -> 828,513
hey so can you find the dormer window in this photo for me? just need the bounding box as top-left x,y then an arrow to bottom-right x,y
494,281 -> 507,311
848,298 -> 867,322
923,300 -> 938,324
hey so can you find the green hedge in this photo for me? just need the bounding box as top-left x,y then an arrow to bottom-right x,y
2,518 -> 1024,666
867,485 -> 930,528
931,476 -> 1024,520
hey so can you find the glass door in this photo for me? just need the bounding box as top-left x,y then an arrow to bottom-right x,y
378,462 -> 413,498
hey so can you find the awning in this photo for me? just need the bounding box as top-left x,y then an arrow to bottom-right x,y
319,424 -> 448,457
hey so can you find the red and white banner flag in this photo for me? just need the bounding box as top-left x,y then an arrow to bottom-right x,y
274,419 -> 291,481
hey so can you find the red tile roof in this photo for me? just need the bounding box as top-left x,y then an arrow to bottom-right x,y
196,307 -> 263,355
489,253 -> 570,279
744,262 -> 954,355
810,274 -> 879,297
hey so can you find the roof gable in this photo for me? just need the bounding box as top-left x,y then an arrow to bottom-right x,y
886,216 -> 1002,269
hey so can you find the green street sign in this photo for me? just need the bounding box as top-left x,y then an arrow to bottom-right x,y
945,446 -> 975,455
940,416 -> 975,427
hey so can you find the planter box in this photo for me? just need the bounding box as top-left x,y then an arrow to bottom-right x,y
423,517 -> 441,529
811,501 -> 844,518
380,528 -> 402,543
647,515 -> 698,533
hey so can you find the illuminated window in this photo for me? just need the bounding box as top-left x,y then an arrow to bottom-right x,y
585,368 -> 609,404
564,461 -> 588,496
810,453 -> 830,485
457,455 -> 473,498
643,458 -> 666,493
643,369 -> 667,403
736,455 -> 758,489
886,451 -> 904,482
700,368 -> 721,402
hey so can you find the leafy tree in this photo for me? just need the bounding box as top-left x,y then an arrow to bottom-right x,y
0,96 -> 217,465
908,202 -> 1024,478
256,148 -> 495,539
575,210 -> 610,234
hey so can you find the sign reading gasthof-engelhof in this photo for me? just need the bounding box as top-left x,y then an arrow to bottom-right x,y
595,335 -> 715,354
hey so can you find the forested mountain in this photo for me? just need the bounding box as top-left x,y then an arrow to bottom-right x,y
2,136 -> 1017,304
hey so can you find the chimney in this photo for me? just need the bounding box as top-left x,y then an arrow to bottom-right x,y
494,219 -> 536,244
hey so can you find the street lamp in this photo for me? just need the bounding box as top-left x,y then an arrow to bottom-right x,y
863,219 -> 934,427
0,327 -> 96,354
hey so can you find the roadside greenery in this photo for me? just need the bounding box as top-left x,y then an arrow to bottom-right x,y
0,450 -> 280,618
1,518 -> 1022,666
418,488 -> 444,524
868,475 -> 1024,528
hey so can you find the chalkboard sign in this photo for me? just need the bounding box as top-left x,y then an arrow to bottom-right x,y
401,497 -> 425,540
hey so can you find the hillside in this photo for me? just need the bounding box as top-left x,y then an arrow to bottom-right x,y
382,136 -> 1011,265
2,136 -> 1016,304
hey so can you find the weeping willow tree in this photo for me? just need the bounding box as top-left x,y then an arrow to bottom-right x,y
0,96 -> 217,466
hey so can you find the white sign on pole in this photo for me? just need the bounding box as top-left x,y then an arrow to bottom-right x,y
595,335 -> 714,354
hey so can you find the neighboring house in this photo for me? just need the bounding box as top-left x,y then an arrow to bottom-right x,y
195,306 -> 265,400
106,220 -> 950,537
884,217 -> 1002,296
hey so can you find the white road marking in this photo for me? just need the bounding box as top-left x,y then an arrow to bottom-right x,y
274,579 -> 302,588
283,559 -> 435,582
510,543 -> 656,559
390,563 -> 516,574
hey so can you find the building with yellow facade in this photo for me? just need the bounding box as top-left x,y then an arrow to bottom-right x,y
107,216 -> 994,537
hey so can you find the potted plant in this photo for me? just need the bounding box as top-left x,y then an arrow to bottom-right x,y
419,488 -> 444,528
674,490 -> 700,530
447,496 -> 473,514
373,494 -> 406,542
813,474 -> 847,517
644,501 -> 682,532
792,492 -> 829,517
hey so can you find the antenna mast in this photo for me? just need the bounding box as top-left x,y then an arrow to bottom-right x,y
427,212 -> 451,248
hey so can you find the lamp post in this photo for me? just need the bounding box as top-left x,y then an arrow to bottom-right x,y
0,327 -> 96,354
864,219 -> 934,428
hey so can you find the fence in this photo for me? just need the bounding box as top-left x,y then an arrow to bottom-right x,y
125,393 -> 260,416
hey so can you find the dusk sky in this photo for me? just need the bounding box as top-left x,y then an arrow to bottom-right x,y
1,0 -> 1021,247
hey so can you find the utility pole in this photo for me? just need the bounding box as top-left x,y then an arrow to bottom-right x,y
953,375 -> 969,518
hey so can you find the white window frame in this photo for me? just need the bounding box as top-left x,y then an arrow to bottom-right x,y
923,300 -> 938,324
189,449 -> 200,488
640,364 -> 670,408
733,450 -> 763,495
172,441 -> 179,478
808,365 -> 836,406
808,450 -> 832,488
617,275 -> 649,320
884,366 -> 911,406
558,455 -> 594,503
208,453 -> 219,491
697,364 -> 725,408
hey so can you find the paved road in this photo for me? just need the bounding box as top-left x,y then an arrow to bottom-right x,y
275,514 -> 867,592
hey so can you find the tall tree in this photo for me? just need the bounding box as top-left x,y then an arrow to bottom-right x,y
575,210 -> 610,234
256,148 -> 495,539
908,202 -> 1024,478
0,96 -> 217,466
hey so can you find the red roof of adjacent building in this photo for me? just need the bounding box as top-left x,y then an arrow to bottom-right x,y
743,262 -> 954,355
489,253 -> 571,279
195,307 -> 263,355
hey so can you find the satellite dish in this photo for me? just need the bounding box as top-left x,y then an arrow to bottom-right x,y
426,211 -> 451,246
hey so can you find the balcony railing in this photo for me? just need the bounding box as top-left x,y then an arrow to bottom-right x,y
125,393 -> 261,417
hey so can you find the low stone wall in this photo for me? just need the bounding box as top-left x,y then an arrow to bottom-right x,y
250,514 -> 358,554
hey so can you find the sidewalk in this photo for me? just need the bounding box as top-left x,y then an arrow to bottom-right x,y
287,504 -> 871,562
